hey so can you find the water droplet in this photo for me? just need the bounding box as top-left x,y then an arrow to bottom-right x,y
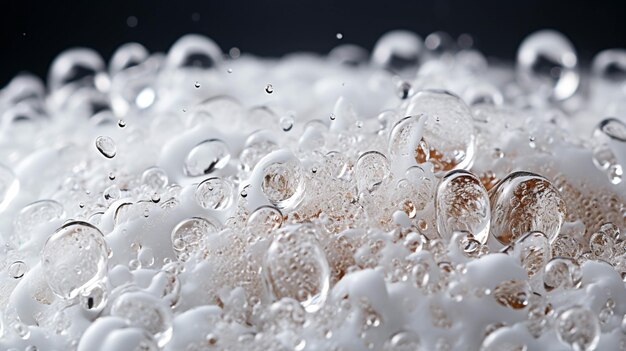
195,177 -> 234,210
490,171 -> 565,245
171,217 -> 219,259
262,224 -> 330,312
184,139 -> 231,176
194,81 -> 200,88
117,119 -> 126,128
336,33 -> 343,40
556,306 -> 600,351
517,30 -> 579,100
435,170 -> 490,244
265,84 -> 274,94
7,261 -> 27,279
41,221 -> 108,299
95,136 -> 116,158
405,90 -> 476,172
355,151 -> 390,194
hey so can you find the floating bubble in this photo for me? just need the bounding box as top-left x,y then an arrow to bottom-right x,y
372,30 -> 424,72
195,177 -> 235,210
170,217 -> 219,260
184,139 -> 231,176
262,224 -> 330,313
517,30 -> 579,100
404,90 -> 476,172
435,170 -> 490,244
48,48 -> 105,91
505,231 -> 550,278
95,136 -> 117,158
41,221 -> 108,299
556,306 -> 600,351
489,171 -> 566,245
109,42 -> 149,75
166,34 -> 222,69
592,49 -> 626,83
355,151 -> 390,194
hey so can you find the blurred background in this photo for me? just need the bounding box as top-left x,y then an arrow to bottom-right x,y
1,0 -> 625,87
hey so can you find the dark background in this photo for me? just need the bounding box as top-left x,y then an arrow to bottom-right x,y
2,0 -> 625,87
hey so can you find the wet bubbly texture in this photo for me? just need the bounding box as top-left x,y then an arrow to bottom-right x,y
0,30 -> 625,351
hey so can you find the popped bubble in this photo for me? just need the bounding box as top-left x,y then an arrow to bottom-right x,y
41,221 -> 109,299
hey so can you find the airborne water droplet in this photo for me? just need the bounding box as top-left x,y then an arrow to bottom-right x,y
95,136 -> 117,158
265,84 -> 274,94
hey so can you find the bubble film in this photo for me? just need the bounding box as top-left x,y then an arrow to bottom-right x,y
0,30 -> 625,350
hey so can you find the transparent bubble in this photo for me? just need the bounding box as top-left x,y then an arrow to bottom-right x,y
264,297 -> 306,330
195,177 -> 235,210
372,30 -> 424,72
516,30 -> 579,100
435,170 -> 490,244
556,306 -> 600,351
7,260 -> 27,279
258,154 -> 305,209
95,136 -> 117,158
493,279 -> 531,309
589,229 -> 614,260
489,171 -> 565,245
262,224 -> 330,313
506,231 -> 550,278
239,131 -> 280,172
141,167 -> 169,190
41,221 -> 108,299
166,34 -> 222,70
111,291 -> 173,347
543,257 -> 582,291
355,151 -> 390,194
13,200 -> 64,244
247,205 -> 283,239
592,49 -> 626,83
109,42 -> 149,75
184,139 -> 231,176
170,217 -> 219,259
48,48 -> 105,91
404,90 -> 476,172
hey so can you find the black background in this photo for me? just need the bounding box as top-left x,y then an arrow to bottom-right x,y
2,0 -> 625,87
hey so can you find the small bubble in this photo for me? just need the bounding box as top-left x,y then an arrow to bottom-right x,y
126,16 -> 138,28
7,260 -> 27,279
108,172 -> 116,181
265,84 -> 274,94
229,47 -> 241,59
280,116 -> 294,132
194,81 -> 200,88
330,113 -> 336,121
117,119 -> 126,128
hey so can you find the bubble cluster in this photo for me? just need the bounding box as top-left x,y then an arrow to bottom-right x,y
0,30 -> 625,350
